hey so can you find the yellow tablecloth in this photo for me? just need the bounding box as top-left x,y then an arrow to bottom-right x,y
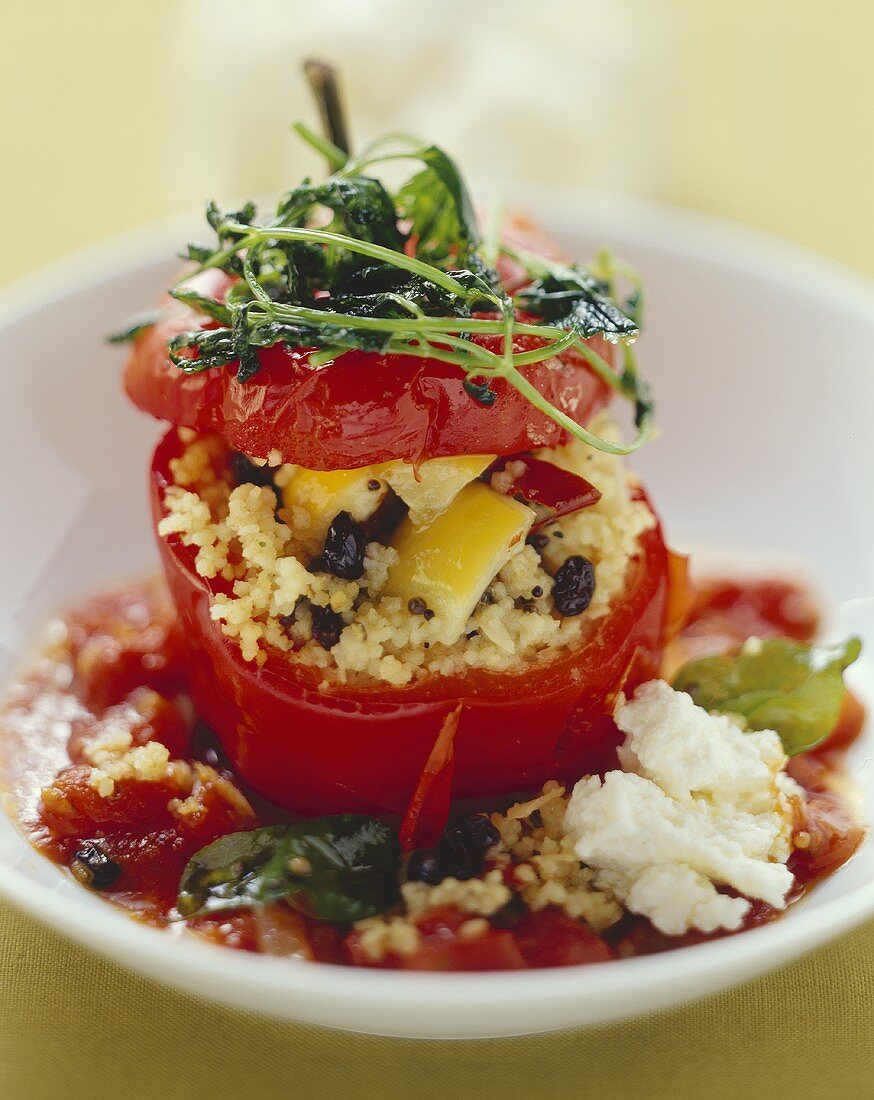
1,901 -> 872,1099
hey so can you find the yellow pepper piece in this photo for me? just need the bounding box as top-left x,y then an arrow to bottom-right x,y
380,454 -> 495,529
384,482 -> 534,645
279,464 -> 387,558
280,455 -> 496,558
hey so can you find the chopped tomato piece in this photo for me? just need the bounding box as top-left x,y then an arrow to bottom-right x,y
787,755 -> 865,883
400,907 -> 527,971
815,690 -> 866,754
38,761 -> 254,906
40,766 -> 187,836
67,687 -> 190,764
681,577 -> 820,656
511,909 -> 614,967
67,580 -> 184,709
188,911 -> 260,952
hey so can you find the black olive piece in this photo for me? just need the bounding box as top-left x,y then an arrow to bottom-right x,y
408,597 -> 427,615
229,452 -> 275,488
70,843 -> 121,891
489,893 -> 529,930
311,605 -> 345,650
440,815 -> 500,880
362,492 -> 407,545
406,815 -> 500,887
527,532 -> 549,552
367,478 -> 382,492
279,597 -> 307,631
551,554 -> 596,617
446,814 -> 500,856
406,850 -> 446,885
463,377 -> 498,407
422,608 -> 435,622
531,585 -> 544,598
321,511 -> 366,580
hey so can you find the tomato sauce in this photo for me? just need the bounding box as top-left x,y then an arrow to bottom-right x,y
0,572 -> 865,969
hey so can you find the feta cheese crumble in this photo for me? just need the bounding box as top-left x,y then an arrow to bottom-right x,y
564,680 -> 800,935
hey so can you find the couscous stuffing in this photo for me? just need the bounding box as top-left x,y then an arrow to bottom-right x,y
158,414 -> 655,685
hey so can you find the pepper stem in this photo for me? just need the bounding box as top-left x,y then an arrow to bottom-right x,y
303,59 -> 351,161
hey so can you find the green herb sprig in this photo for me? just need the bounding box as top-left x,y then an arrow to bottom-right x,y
112,125 -> 653,455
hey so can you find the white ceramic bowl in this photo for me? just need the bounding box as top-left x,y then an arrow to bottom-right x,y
1,195 -> 873,1039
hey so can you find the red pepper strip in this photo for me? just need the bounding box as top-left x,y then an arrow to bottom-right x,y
490,456 -> 602,531
399,704 -> 462,851
664,550 -> 692,641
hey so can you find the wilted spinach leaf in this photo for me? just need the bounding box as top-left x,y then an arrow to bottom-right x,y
110,118 -> 652,458
395,145 -> 480,267
515,270 -> 638,342
168,287 -> 232,325
673,636 -> 862,755
106,309 -> 164,344
326,266 -> 471,319
177,815 -> 401,923
277,176 -> 404,262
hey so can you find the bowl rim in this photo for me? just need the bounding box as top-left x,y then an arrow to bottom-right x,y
1,190 -> 874,1036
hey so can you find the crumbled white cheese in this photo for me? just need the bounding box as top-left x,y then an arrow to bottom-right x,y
616,676 -> 791,816
622,864 -> 750,935
564,680 -> 799,935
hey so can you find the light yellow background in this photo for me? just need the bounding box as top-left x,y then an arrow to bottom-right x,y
1,2 -> 873,1096
2,0 -> 873,285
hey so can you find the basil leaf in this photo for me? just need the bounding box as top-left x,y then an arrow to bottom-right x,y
178,815 -> 401,923
673,636 -> 862,755
176,825 -> 288,916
